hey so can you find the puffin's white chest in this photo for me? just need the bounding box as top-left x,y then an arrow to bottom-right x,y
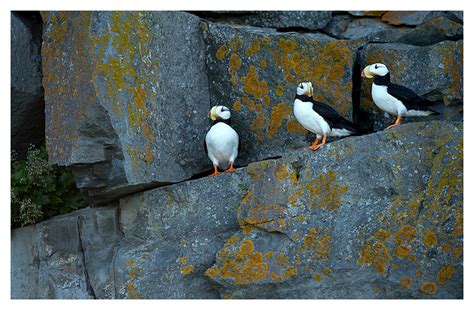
371,84 -> 407,116
205,122 -> 239,168
293,99 -> 330,135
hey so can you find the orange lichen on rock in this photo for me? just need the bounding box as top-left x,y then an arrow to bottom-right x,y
284,267 -> 298,278
233,100 -> 242,111
420,282 -> 438,295
394,225 -> 417,244
230,36 -> 244,52
239,239 -> 255,256
306,169 -> 349,211
302,227 -> 332,260
245,40 -> 261,57
423,230 -> 438,247
312,274 -> 322,282
358,240 -> 391,274
180,265 -> 195,276
394,245 -> 416,262
216,44 -> 229,61
176,256 -> 189,264
400,276 -> 413,289
323,268 -> 332,276
268,103 -> 292,137
242,66 -> 269,99
436,264 -> 454,285
229,53 -> 242,74
286,119 -> 308,134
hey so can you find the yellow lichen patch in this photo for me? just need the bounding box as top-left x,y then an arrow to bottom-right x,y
229,53 -> 242,74
265,252 -> 273,259
285,267 -> 298,278
328,64 -> 345,80
286,119 -> 308,134
306,169 -> 349,211
216,246 -> 269,285
453,246 -> 463,259
323,268 -> 332,276
312,274 -> 322,282
205,266 -> 220,279
394,245 -> 416,262
436,264 -> 454,285
415,270 -> 422,278
262,95 -> 271,107
242,66 -> 269,99
276,84 -> 285,96
224,235 -> 242,247
180,265 -> 195,276
145,143 -> 153,164
245,40 -> 261,56
268,102 -> 292,137
423,230 -> 438,247
374,229 -> 391,242
242,225 -> 254,234
302,228 -> 332,260
400,276 -> 413,289
127,259 -> 142,299
259,59 -> 267,68
176,256 -> 189,264
250,112 -> 270,142
239,239 -> 255,256
358,241 -> 391,274
394,225 -> 417,244
285,73 -> 294,83
420,282 -> 438,296
230,36 -> 243,52
216,44 -> 229,61
230,74 -> 239,86
233,100 -> 242,111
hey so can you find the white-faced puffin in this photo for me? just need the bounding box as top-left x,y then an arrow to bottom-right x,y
205,105 -> 240,176
293,82 -> 363,151
361,63 -> 439,129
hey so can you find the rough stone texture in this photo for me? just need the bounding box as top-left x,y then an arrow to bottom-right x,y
231,11 -> 332,30
333,16 -> 462,46
380,11 -> 460,26
11,121 -> 463,299
358,41 -> 463,131
206,121 -> 463,298
202,21 -> 358,165
11,12 -> 44,159
348,11 -> 386,17
11,207 -> 121,299
322,14 -> 352,38
41,11 -> 210,205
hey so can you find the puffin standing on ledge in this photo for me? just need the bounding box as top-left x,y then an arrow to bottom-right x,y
362,63 -> 439,130
293,82 -> 363,151
205,105 -> 239,176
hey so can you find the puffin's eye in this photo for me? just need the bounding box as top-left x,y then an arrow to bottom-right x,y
375,64 -> 379,69
299,84 -> 304,89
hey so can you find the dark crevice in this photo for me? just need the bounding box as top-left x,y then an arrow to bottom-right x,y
275,26 -> 315,33
76,216 -> 97,299
112,206 -> 125,298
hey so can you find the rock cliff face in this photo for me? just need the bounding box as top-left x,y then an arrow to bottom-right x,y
11,10 -> 463,299
11,122 -> 463,298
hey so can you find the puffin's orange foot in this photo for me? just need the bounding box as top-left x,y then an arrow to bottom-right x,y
385,123 -> 399,130
385,115 -> 402,130
224,162 -> 236,173
209,165 -> 220,177
307,144 -> 322,151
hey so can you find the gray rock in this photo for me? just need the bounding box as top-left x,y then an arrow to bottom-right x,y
233,11 -> 332,30
348,11 -> 386,17
207,121 -> 463,298
11,12 -> 44,159
11,207 -> 120,299
358,41 -> 463,131
322,14 -> 353,38
41,11 -> 211,205
12,121 -> 463,299
202,21 -> 358,166
380,11 -> 458,26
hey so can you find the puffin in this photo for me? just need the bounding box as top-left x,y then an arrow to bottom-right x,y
293,82 -> 363,151
361,63 -> 439,129
205,105 -> 240,176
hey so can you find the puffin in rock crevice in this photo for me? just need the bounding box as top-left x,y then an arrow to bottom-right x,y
362,63 -> 439,130
205,105 -> 240,176
293,82 -> 363,151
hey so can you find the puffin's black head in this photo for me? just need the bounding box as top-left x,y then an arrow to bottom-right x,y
208,105 -> 231,121
296,82 -> 313,96
361,63 -> 389,78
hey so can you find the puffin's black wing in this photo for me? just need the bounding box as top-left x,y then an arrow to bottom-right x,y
311,100 -> 362,133
387,83 -> 438,113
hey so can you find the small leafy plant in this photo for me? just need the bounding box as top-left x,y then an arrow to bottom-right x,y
11,145 -> 86,227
